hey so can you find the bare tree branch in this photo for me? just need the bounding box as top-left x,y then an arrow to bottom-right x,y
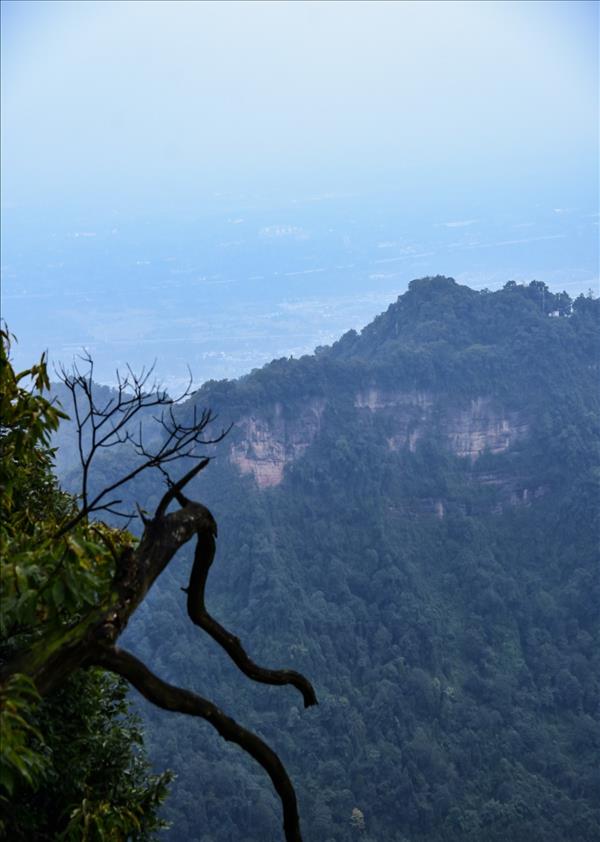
154,457 -> 211,519
94,646 -> 304,842
54,358 -> 230,534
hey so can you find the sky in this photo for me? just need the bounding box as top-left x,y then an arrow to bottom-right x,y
2,0 -> 597,207
1,0 -> 598,386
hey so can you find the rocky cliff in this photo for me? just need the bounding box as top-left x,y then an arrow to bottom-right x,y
230,390 -> 530,488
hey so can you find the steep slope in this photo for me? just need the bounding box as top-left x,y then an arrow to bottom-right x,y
58,278 -> 600,842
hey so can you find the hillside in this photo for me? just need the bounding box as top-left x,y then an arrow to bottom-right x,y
56,277 -> 600,841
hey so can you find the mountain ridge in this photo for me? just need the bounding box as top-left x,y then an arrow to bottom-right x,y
177,277 -> 594,509
52,278 -> 600,842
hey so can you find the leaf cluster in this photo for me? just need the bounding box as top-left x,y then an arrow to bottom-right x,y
0,332 -> 170,839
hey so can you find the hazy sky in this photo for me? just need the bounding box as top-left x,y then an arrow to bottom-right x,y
2,0 -> 598,209
1,1 -> 598,387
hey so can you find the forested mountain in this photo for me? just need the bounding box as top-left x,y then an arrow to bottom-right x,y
56,277 -> 600,842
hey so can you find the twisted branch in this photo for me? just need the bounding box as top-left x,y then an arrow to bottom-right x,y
94,646 -> 304,842
184,519 -> 318,709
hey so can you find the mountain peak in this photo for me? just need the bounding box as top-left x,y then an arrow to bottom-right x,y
328,276 -> 582,364
406,274 -> 460,295
329,276 -> 476,361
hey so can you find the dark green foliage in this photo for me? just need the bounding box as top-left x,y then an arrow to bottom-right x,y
4,670 -> 171,841
56,279 -> 600,841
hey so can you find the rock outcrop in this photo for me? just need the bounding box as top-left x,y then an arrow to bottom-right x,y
229,389 -> 530,500
229,399 -> 325,488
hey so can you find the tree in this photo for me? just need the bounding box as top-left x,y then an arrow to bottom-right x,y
0,332 -> 171,838
0,334 -> 317,842
3,669 -> 171,840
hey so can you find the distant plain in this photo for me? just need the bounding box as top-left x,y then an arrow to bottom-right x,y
3,191 -> 597,389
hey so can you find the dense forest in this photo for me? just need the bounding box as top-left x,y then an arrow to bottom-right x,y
7,277 -> 599,841
124,278 -> 599,841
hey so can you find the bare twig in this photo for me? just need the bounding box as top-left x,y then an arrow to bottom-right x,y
54,358 -> 229,534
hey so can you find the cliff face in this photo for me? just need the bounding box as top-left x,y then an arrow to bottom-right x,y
440,396 -> 529,460
229,398 -> 326,488
227,390 -> 532,515
355,390 -> 530,461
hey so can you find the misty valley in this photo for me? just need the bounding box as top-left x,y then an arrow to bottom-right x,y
3,2 -> 598,839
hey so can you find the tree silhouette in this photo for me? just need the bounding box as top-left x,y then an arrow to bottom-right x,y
1,348 -> 317,842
